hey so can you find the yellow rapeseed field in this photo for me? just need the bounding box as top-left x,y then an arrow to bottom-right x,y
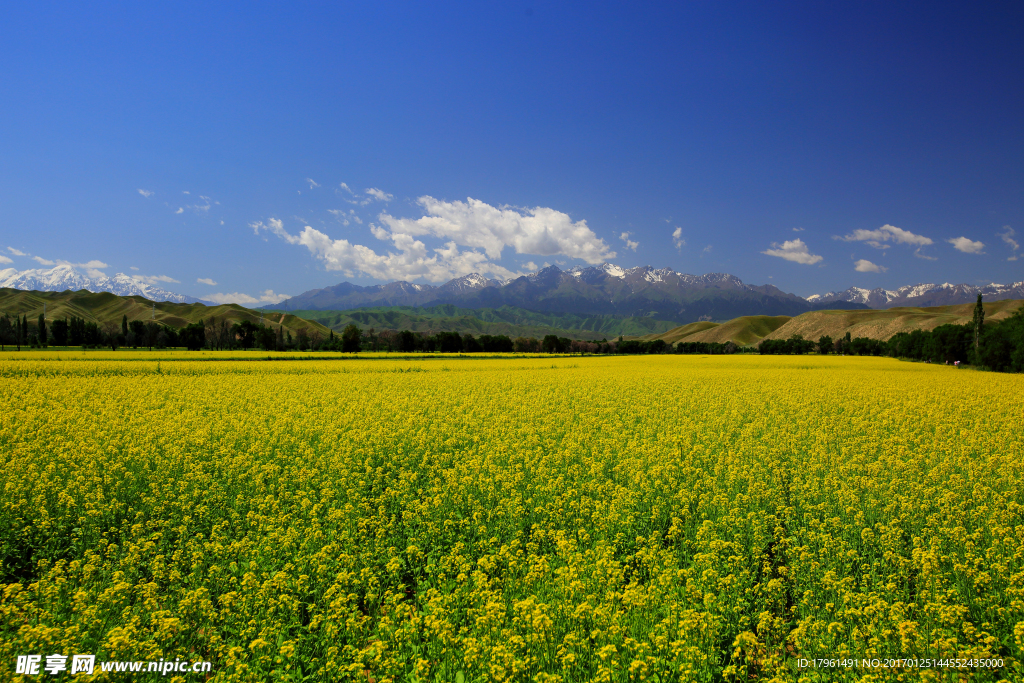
1,353 -> 1022,682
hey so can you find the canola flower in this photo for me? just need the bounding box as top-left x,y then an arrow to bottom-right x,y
1,354 -> 1022,682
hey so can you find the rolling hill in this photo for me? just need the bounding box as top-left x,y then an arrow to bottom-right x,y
0,288 -> 329,335
762,299 -> 1024,343
646,300 -> 1024,347
642,316 -> 792,345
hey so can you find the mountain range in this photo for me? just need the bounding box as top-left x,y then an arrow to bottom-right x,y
4,263 -> 1023,324
273,264 -> 869,323
0,264 -> 204,304
807,281 -> 1024,309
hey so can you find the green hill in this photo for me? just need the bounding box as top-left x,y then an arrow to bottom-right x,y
272,304 -> 681,341
0,288 -> 329,335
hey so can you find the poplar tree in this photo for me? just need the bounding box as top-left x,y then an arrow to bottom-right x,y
973,294 -> 985,352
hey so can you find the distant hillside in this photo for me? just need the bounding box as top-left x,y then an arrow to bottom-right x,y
274,304 -> 680,341
762,299 -> 1024,342
0,288 -> 329,335
643,316 -> 791,346
273,265 -> 836,323
644,300 -> 1024,347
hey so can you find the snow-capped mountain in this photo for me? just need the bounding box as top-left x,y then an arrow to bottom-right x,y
806,281 -> 1024,308
0,264 -> 204,304
274,264 -> 823,322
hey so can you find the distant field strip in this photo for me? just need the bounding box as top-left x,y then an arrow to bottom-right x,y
1,355 -> 1022,681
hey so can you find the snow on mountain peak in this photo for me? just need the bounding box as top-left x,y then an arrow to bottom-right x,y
0,265 -> 202,303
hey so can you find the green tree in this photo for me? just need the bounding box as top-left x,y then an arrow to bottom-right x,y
38,313 -> 47,348
817,335 -> 833,355
122,314 -> 129,339
51,318 -> 69,347
341,324 -> 362,353
972,293 -> 985,353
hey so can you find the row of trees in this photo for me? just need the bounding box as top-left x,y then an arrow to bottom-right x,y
6,296 -> 1023,371
758,297 -> 1024,373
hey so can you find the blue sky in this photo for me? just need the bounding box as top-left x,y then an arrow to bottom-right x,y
1,1 -> 1021,304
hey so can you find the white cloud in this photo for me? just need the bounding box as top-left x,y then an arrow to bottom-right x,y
835,224 -> 933,249
138,189 -> 154,198
328,209 -> 351,226
671,227 -> 685,250
175,207 -> 184,214
792,227 -> 804,232
854,259 -> 887,273
220,220 -> 225,225
378,196 -> 615,264
183,191 -> 190,195
0,255 -> 11,264
306,178 -> 321,189
701,245 -> 712,256
522,261 -> 538,271
196,277 -> 218,286
206,290 -> 290,306
135,274 -> 180,285
33,256 -> 55,266
130,266 -> 139,271
253,217 -> 522,283
339,182 -> 354,195
947,236 -> 985,254
8,247 -> 28,256
365,187 -> 394,202
619,231 -> 639,252
998,226 -> 1018,259
762,238 -> 823,265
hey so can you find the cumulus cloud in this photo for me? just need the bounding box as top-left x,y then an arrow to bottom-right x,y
522,261 -> 538,271
8,247 -> 28,256
206,290 -> 290,306
138,189 -> 153,198
0,254 -> 11,264
948,236 -> 985,254
762,239 -> 822,265
32,256 -> 55,266
306,178 -> 321,189
619,231 -> 639,252
835,224 -> 933,249
701,245 -> 712,256
365,187 -> 393,202
339,182 -> 354,195
252,218 -> 521,282
671,227 -> 685,250
197,277 -> 218,286
253,197 -> 616,283
854,259 -> 887,273
379,196 -> 615,264
175,207 -> 184,214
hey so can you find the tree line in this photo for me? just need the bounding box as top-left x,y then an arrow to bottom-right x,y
5,296 -> 1023,372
